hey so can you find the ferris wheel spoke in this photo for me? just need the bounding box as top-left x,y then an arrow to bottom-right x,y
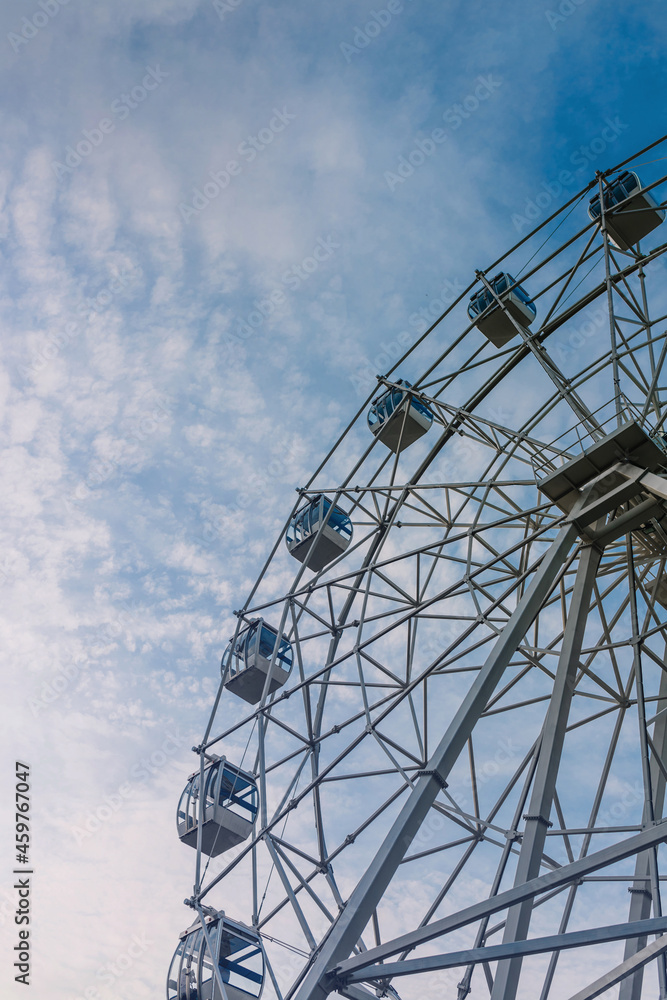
541,228 -> 601,328
616,352 -> 655,398
612,274 -> 650,322
263,839 -> 320,952
270,839 -> 338,924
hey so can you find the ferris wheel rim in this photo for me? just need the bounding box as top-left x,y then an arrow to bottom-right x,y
174,137 -> 667,1000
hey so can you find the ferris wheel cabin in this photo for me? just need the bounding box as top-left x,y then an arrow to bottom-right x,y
177,757 -> 258,857
367,379 -> 434,453
286,495 -> 352,571
222,619 -> 293,705
467,272 -> 537,348
167,913 -> 264,1000
588,171 -> 665,251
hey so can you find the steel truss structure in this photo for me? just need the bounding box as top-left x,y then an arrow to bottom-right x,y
177,136 -> 667,999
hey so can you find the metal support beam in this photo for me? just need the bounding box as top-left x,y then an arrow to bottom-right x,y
589,497 -> 665,546
568,469 -> 646,527
290,520 -> 580,1000
335,819 -> 667,978
568,934 -> 667,1000
341,917 -> 667,981
640,469 -> 667,503
583,461 -> 667,507
337,986 -> 390,1000
490,542 -> 602,1000
597,170 -> 623,425
619,645 -> 667,999
265,837 -> 318,951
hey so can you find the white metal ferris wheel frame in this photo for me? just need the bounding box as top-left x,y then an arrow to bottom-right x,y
180,134 -> 667,1000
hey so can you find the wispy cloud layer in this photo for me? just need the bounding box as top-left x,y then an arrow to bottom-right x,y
1,0 -> 666,996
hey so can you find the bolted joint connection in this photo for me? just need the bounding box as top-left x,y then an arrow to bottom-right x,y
416,769 -> 449,790
523,813 -> 553,828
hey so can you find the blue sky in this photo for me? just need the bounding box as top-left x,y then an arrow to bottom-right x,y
1,1 -> 667,998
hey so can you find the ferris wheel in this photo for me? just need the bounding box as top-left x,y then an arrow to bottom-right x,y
167,136 -> 667,1000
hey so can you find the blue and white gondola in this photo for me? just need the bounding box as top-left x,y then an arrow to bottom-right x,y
468,273 -> 536,348
286,495 -> 352,571
588,170 -> 665,251
177,757 -> 258,857
222,619 -> 293,705
367,379 -> 434,453
167,913 -> 264,1000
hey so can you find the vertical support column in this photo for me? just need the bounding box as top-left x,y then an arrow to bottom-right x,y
194,745 -> 209,897
619,597 -> 667,1000
618,664 -> 667,999
292,520 -> 579,1000
597,171 -> 623,426
637,260 -> 661,422
490,541 -> 602,1000
627,541 -> 667,997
